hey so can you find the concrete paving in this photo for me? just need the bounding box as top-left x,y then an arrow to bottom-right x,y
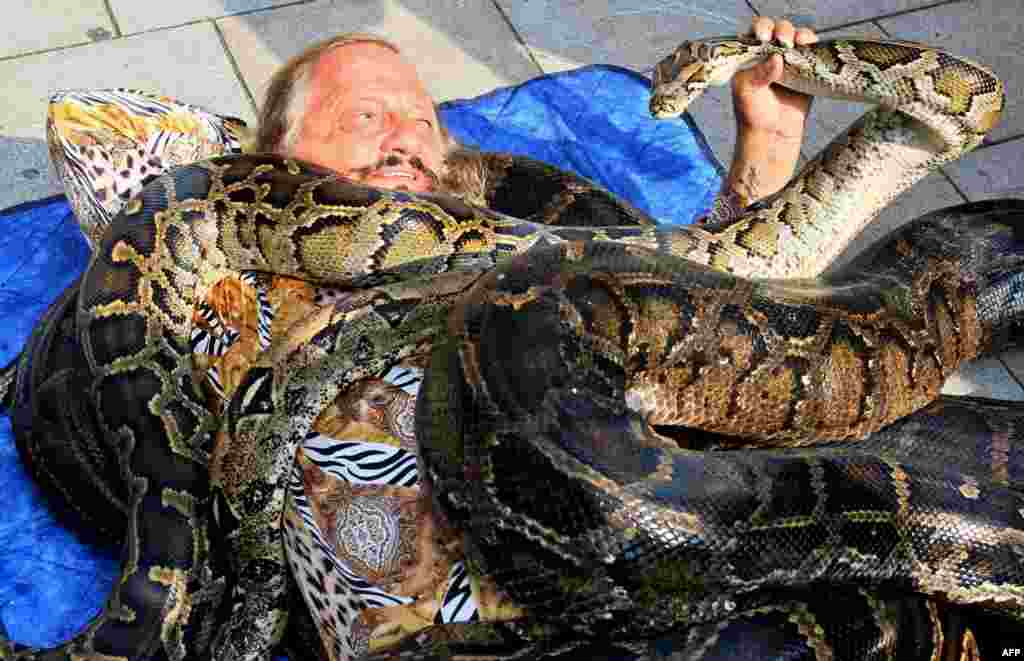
1,0 -> 1021,399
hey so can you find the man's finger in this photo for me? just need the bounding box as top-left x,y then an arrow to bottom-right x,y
751,16 -> 774,43
794,27 -> 818,45
773,19 -> 796,48
768,54 -> 784,82
752,54 -> 783,86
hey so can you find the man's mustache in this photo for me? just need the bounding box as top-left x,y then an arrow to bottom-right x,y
351,154 -> 441,190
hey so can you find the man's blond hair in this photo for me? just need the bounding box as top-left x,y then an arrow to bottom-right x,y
255,32 -> 456,154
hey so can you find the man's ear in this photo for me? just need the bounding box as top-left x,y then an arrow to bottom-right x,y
435,103 -> 459,153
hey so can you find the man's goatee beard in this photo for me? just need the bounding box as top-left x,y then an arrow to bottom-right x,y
349,147 -> 492,207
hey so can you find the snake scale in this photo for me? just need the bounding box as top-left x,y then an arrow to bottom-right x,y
2,34 -> 1024,660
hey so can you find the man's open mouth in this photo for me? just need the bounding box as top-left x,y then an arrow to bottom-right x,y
373,169 -> 418,181
353,156 -> 439,192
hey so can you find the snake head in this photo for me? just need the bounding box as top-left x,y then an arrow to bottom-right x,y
649,36 -> 763,118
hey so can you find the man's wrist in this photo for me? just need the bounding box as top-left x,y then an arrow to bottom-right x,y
725,128 -> 802,205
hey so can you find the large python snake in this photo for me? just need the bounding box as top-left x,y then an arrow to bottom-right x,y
2,35 -> 1023,660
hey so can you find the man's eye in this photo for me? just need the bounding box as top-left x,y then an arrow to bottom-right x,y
416,118 -> 433,129
358,111 -> 377,121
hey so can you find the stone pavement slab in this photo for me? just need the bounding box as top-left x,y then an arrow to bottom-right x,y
0,21 -> 256,141
944,136 -> 1024,200
495,0 -> 754,74
749,0 -> 952,30
1,1 -> 113,59
218,0 -> 540,108
108,0 -> 301,35
0,21 -> 254,212
0,139 -> 64,213
942,355 -> 1024,400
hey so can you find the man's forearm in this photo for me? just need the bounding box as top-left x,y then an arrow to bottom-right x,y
723,129 -> 802,207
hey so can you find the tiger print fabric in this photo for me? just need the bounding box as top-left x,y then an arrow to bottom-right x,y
192,271 -> 521,659
46,88 -> 250,248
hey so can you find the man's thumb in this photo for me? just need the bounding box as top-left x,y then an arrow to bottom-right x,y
754,54 -> 782,86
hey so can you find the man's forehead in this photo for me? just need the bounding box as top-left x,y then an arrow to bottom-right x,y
318,44 -> 418,86
313,43 -> 434,107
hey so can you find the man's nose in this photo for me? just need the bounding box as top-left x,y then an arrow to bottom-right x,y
380,115 -> 428,156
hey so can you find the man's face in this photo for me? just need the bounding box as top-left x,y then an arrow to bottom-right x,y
289,43 -> 446,193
